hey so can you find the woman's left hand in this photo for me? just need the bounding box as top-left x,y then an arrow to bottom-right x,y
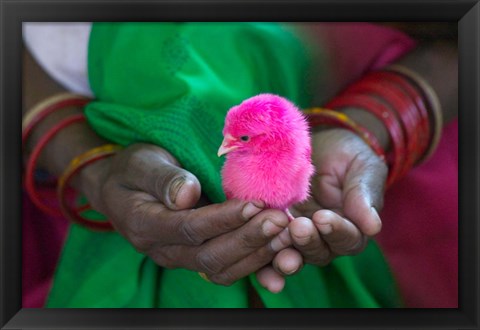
255,128 -> 388,293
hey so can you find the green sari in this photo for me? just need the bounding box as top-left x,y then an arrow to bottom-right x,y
46,22 -> 401,308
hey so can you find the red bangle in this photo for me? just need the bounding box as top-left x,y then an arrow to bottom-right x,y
304,108 -> 386,161
57,144 -> 122,231
22,94 -> 90,148
25,114 -> 86,216
371,71 -> 431,164
385,65 -> 443,163
344,77 -> 421,177
57,153 -> 114,231
326,94 -> 406,187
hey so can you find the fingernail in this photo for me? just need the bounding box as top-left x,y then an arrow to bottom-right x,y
291,217 -> 313,245
283,265 -> 300,275
262,219 -> 282,237
370,207 -> 382,234
270,229 -> 291,252
371,207 -> 381,223
242,202 -> 263,220
273,249 -> 301,276
169,176 -> 186,204
318,223 -> 333,235
292,233 -> 311,246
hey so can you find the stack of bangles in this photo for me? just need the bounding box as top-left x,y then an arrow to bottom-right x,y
304,64 -> 442,188
22,92 -> 121,231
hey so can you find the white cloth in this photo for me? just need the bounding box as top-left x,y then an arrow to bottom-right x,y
23,22 -> 93,96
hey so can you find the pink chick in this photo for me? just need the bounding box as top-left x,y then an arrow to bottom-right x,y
218,93 -> 315,221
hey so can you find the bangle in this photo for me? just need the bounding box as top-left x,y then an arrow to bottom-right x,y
25,114 -> 86,217
22,93 -> 90,148
304,108 -> 386,161
344,75 -> 424,178
368,71 -> 431,165
57,144 -> 123,231
386,64 -> 443,163
326,95 -> 406,187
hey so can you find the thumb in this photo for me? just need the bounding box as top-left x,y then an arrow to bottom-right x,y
342,155 -> 387,236
122,144 -> 202,210
154,165 -> 202,210
343,186 -> 383,236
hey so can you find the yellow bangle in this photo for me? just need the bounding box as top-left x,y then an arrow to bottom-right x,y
386,64 -> 443,163
57,144 -> 123,231
22,92 -> 90,131
22,93 -> 91,150
304,107 -> 386,161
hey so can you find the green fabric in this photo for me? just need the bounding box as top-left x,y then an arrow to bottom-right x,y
46,22 -> 402,308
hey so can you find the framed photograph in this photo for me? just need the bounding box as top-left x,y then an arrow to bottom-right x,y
1,0 -> 478,329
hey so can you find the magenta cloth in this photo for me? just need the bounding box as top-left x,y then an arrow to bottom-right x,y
22,187 -> 69,308
377,119 -> 459,308
21,23 -> 457,308
313,22 -> 417,89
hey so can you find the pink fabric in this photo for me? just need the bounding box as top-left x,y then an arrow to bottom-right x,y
22,187 -> 69,308
314,23 -> 417,90
377,119 -> 458,308
22,23 -> 458,308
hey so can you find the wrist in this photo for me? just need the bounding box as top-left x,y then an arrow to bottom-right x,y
306,108 -> 386,162
25,105 -> 109,177
317,67 -> 441,187
339,107 -> 390,152
76,155 -> 113,213
22,92 -> 118,230
56,144 -> 121,231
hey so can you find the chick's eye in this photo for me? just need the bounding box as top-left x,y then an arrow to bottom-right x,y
240,135 -> 250,142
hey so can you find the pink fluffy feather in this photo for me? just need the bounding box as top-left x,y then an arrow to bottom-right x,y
218,94 -> 315,219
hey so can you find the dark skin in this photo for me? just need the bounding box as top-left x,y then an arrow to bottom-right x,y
23,23 -> 458,294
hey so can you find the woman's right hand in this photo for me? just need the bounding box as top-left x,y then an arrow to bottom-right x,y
80,143 -> 291,286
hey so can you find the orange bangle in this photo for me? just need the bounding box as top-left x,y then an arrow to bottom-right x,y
304,108 -> 386,161
57,144 -> 123,231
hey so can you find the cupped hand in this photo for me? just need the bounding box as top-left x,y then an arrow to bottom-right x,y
256,128 -> 387,291
79,143 -> 291,286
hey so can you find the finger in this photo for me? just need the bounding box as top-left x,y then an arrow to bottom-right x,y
272,247 -> 303,276
312,209 -> 367,255
255,266 -> 286,293
194,209 -> 289,275
151,210 -> 290,280
343,183 -> 383,236
291,198 -> 323,219
117,144 -> 201,210
181,199 -> 266,243
122,198 -> 265,250
208,245 -> 279,286
313,171 -> 343,210
341,151 -> 387,236
288,217 -> 333,266
208,228 -> 293,285
148,222 -> 291,280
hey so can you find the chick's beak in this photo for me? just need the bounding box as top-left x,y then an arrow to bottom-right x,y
218,134 -> 238,157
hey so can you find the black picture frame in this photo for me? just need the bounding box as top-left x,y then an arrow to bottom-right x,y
1,0 -> 478,329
